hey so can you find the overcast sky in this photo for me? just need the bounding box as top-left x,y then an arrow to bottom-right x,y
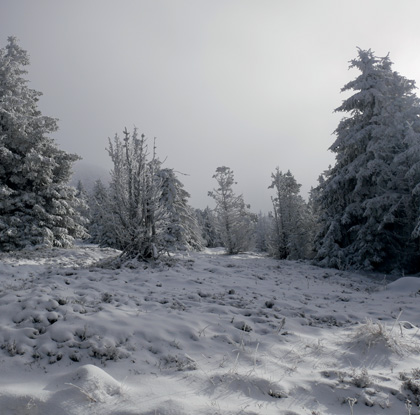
2,0 -> 420,212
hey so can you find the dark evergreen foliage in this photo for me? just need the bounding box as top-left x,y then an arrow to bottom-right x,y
0,37 -> 87,250
315,49 -> 420,272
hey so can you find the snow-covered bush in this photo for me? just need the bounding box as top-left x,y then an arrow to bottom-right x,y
106,128 -> 167,259
102,128 -> 202,260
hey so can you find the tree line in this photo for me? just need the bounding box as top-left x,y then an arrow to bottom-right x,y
1,37 -> 420,273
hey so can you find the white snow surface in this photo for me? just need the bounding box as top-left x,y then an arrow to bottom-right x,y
0,244 -> 419,415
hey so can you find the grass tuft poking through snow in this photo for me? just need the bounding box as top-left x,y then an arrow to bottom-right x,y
351,317 -> 420,357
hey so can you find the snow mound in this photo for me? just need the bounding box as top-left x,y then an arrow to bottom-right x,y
50,364 -> 123,403
0,365 -> 125,415
386,276 -> 420,293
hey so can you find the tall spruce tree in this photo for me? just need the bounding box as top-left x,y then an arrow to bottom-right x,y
315,49 -> 420,272
0,37 -> 87,250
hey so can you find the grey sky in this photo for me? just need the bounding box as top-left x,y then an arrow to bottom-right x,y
2,0 -> 420,212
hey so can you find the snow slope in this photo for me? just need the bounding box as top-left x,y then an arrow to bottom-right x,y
0,245 -> 419,415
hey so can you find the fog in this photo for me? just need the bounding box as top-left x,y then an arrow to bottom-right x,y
2,0 -> 420,212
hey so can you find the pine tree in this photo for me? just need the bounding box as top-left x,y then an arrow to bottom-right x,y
0,37 -> 87,250
315,49 -> 420,272
268,169 -> 311,259
88,179 -> 118,248
75,180 -> 90,236
208,166 -> 255,254
158,168 -> 203,251
306,184 -> 322,259
195,207 -> 222,248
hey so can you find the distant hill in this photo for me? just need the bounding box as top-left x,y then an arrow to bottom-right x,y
70,160 -> 110,192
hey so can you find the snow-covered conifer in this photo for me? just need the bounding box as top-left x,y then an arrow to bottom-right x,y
0,37 -> 87,250
268,169 -> 311,259
74,180 -> 90,236
88,179 -> 118,248
195,207 -> 222,248
315,49 -> 420,272
158,168 -> 203,251
306,184 -> 322,258
208,166 -> 255,254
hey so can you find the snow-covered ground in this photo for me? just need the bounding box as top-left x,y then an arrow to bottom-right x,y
0,245 -> 420,415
